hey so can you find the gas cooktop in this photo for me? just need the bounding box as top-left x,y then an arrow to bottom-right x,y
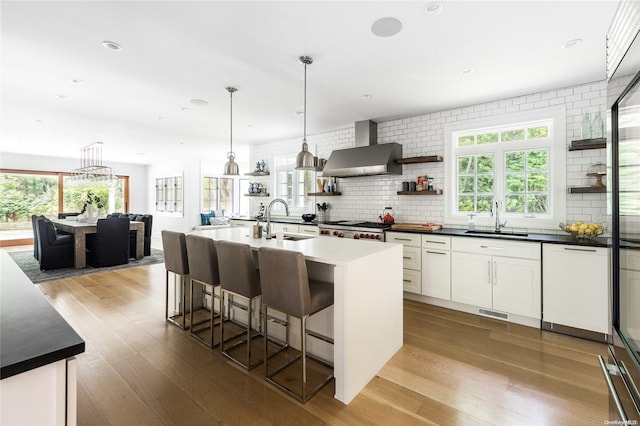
320,220 -> 391,229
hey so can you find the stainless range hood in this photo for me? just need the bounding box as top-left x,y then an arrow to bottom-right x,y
321,120 -> 402,177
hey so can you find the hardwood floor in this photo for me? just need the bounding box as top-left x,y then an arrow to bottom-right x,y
35,263 -> 609,425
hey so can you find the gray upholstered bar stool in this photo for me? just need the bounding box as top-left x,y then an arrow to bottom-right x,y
257,246 -> 334,403
185,234 -> 221,348
217,240 -> 263,370
161,230 -> 189,329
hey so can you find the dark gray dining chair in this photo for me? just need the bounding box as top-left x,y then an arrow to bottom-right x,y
85,217 -> 130,267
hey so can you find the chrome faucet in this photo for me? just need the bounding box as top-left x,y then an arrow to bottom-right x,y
491,199 -> 507,232
265,198 -> 290,239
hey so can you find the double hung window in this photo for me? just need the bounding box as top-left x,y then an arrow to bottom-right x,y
202,176 -> 233,213
274,155 -> 314,214
446,110 -> 565,229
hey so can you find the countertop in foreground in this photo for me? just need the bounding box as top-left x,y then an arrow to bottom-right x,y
1,251 -> 85,379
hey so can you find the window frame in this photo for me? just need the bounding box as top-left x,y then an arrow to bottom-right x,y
201,175 -> 234,215
273,155 -> 314,216
444,107 -> 566,230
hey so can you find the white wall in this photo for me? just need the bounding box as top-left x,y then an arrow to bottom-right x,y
3,81 -> 608,236
0,152 -> 149,212
250,80 -> 608,230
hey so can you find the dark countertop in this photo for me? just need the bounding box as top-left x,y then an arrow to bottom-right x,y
388,227 -> 609,248
231,217 -> 318,226
1,251 -> 85,379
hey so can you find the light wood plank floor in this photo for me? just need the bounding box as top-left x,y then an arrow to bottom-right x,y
35,263 -> 609,425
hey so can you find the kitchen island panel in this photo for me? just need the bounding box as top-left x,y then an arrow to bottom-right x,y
191,227 -> 403,404
334,249 -> 403,404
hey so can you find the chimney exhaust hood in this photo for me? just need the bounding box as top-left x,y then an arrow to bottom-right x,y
321,120 -> 402,177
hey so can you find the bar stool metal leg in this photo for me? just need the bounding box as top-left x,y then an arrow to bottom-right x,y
189,278 -> 220,348
166,270 -> 188,329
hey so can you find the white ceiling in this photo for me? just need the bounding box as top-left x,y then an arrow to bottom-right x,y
0,1 -> 619,165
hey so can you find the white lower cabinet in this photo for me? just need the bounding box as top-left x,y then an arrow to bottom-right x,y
451,251 -> 493,308
271,223 -> 299,234
421,235 -> 451,299
298,225 -> 319,236
230,219 -> 251,228
542,244 -> 609,335
386,232 -> 422,294
451,237 -> 541,320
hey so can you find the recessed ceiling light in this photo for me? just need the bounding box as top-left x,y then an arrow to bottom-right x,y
371,17 -> 403,37
190,99 -> 209,106
157,117 -> 164,121
136,152 -> 145,155
362,94 -> 373,99
181,106 -> 191,112
34,119 -> 42,123
57,94 -> 68,99
562,39 -> 583,49
295,110 -> 304,116
102,41 -> 123,51
69,78 -> 86,85
424,2 -> 444,15
247,124 -> 253,128
461,68 -> 474,75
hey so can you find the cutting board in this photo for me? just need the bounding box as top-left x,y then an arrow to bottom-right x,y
391,223 -> 442,232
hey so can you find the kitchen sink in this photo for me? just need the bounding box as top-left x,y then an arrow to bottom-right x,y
465,230 -> 529,237
282,234 -> 315,241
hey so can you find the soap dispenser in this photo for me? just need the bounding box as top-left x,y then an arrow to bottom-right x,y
468,213 -> 476,231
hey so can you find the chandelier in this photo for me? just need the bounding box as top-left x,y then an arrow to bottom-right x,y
68,142 -> 118,187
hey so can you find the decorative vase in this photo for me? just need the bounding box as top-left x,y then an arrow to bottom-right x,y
87,204 -> 94,219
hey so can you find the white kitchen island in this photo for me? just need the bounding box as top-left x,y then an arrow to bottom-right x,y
191,227 -> 403,405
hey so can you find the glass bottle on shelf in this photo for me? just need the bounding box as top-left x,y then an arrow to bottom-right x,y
581,113 -> 592,139
592,112 -> 604,138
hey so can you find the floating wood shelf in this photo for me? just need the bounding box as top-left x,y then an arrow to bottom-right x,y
396,155 -> 443,164
308,192 -> 342,196
244,193 -> 270,197
568,186 -> 606,194
244,171 -> 270,176
397,190 -> 443,195
568,138 -> 606,151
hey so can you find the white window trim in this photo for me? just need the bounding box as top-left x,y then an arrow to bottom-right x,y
444,107 -> 566,230
272,155 -> 313,217
201,175 -> 235,215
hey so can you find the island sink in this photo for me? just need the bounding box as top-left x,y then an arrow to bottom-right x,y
465,230 -> 529,237
282,234 -> 315,241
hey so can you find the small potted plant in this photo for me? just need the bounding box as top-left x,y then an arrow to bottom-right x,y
80,190 -> 105,222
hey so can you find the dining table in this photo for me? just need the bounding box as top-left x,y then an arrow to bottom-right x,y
52,218 -> 145,268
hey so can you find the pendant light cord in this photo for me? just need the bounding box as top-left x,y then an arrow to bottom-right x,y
229,89 -> 233,155
303,61 -> 307,141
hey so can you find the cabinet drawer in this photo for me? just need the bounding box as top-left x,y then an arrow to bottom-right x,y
298,225 -> 319,236
422,235 -> 451,250
452,237 -> 540,260
386,232 -> 421,247
402,268 -> 422,294
402,246 -> 421,270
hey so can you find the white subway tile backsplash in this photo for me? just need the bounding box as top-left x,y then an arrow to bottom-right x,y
250,80 -> 606,224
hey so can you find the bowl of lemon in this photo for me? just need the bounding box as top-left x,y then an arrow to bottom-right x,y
559,221 -> 604,240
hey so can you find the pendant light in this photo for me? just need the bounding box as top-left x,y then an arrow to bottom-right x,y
223,86 -> 239,175
295,56 -> 315,170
